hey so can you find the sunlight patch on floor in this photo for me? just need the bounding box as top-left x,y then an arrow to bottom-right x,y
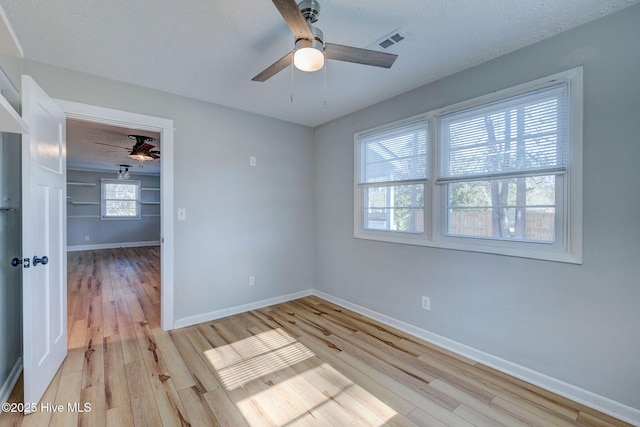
204,327 -> 398,426
204,328 -> 315,390
237,363 -> 399,426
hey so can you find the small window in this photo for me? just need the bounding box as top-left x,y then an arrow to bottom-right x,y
101,179 -> 141,220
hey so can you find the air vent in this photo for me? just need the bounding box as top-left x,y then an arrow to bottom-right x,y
378,39 -> 395,49
390,33 -> 405,43
370,29 -> 410,51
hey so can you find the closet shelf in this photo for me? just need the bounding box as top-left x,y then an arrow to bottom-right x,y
0,59 -> 28,134
67,182 -> 96,186
0,93 -> 28,134
69,201 -> 99,205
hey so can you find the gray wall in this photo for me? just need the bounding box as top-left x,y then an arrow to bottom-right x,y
313,5 -> 640,410
22,60 -> 315,324
66,169 -> 161,248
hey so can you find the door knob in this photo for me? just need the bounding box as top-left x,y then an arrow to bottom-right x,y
33,256 -> 49,266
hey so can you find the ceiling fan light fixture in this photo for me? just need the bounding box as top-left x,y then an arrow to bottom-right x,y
294,38 -> 324,72
128,151 -> 154,162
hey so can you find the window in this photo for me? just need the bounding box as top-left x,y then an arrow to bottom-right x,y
101,179 -> 141,220
357,118 -> 428,234
438,83 -> 567,243
354,68 -> 582,263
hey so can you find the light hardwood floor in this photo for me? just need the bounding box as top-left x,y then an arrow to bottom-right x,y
1,247 -> 632,426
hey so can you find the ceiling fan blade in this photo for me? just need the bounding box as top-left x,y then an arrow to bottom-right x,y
148,153 -> 160,159
325,43 -> 398,68
271,0 -> 314,41
137,142 -> 156,152
252,51 -> 294,82
92,141 -> 128,150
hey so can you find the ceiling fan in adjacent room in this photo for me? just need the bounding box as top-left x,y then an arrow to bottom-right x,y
92,134 -> 160,167
252,0 -> 398,82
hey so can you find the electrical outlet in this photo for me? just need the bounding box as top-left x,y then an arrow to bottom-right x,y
85,235 -> 90,241
249,156 -> 257,167
422,296 -> 431,311
249,275 -> 255,286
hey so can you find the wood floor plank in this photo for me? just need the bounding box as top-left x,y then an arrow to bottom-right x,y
113,288 -> 142,364
103,334 -> 129,410
429,378 -> 531,427
102,300 -> 118,338
178,386 -> 220,427
171,328 -> 222,393
491,395 -> 581,427
87,295 -> 103,330
125,360 -> 163,427
48,370 -> 82,427
151,328 -> 197,391
81,326 -> 104,389
203,388 -> 250,427
105,403 -> 134,427
132,322 -> 190,427
78,384 -> 106,427
405,407 -> 450,427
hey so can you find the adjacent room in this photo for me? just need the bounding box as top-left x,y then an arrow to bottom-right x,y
0,1 -> 638,426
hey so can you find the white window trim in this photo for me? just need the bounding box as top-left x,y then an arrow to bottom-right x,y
101,179 -> 142,220
354,67 -> 583,264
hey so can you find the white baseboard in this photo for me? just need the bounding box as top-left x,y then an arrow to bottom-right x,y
173,289 -> 313,330
67,241 -> 160,252
0,357 -> 22,404
312,290 -> 640,426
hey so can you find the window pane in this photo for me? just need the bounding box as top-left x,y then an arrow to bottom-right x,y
365,184 -> 424,233
362,120 -> 428,184
439,83 -> 567,180
105,183 -> 137,200
106,200 -> 138,217
447,176 -> 555,241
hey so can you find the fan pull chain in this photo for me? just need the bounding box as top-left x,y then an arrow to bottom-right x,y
290,51 -> 294,103
323,59 -> 327,106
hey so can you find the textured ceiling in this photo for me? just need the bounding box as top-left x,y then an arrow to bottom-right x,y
2,0 -> 639,129
66,119 -> 161,174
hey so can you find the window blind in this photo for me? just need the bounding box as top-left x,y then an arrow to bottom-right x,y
360,118 -> 428,185
438,83 -> 568,183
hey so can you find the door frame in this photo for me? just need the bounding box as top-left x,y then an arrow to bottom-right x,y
55,99 -> 175,330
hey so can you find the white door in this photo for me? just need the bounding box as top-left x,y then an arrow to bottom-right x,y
21,75 -> 67,411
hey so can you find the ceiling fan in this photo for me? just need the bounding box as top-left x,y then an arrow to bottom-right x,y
252,0 -> 398,82
92,134 -> 160,166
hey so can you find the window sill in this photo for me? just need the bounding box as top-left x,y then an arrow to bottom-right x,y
354,230 -> 582,264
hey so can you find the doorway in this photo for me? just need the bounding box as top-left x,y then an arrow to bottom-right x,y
56,99 -> 174,330
2,97 -> 175,409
